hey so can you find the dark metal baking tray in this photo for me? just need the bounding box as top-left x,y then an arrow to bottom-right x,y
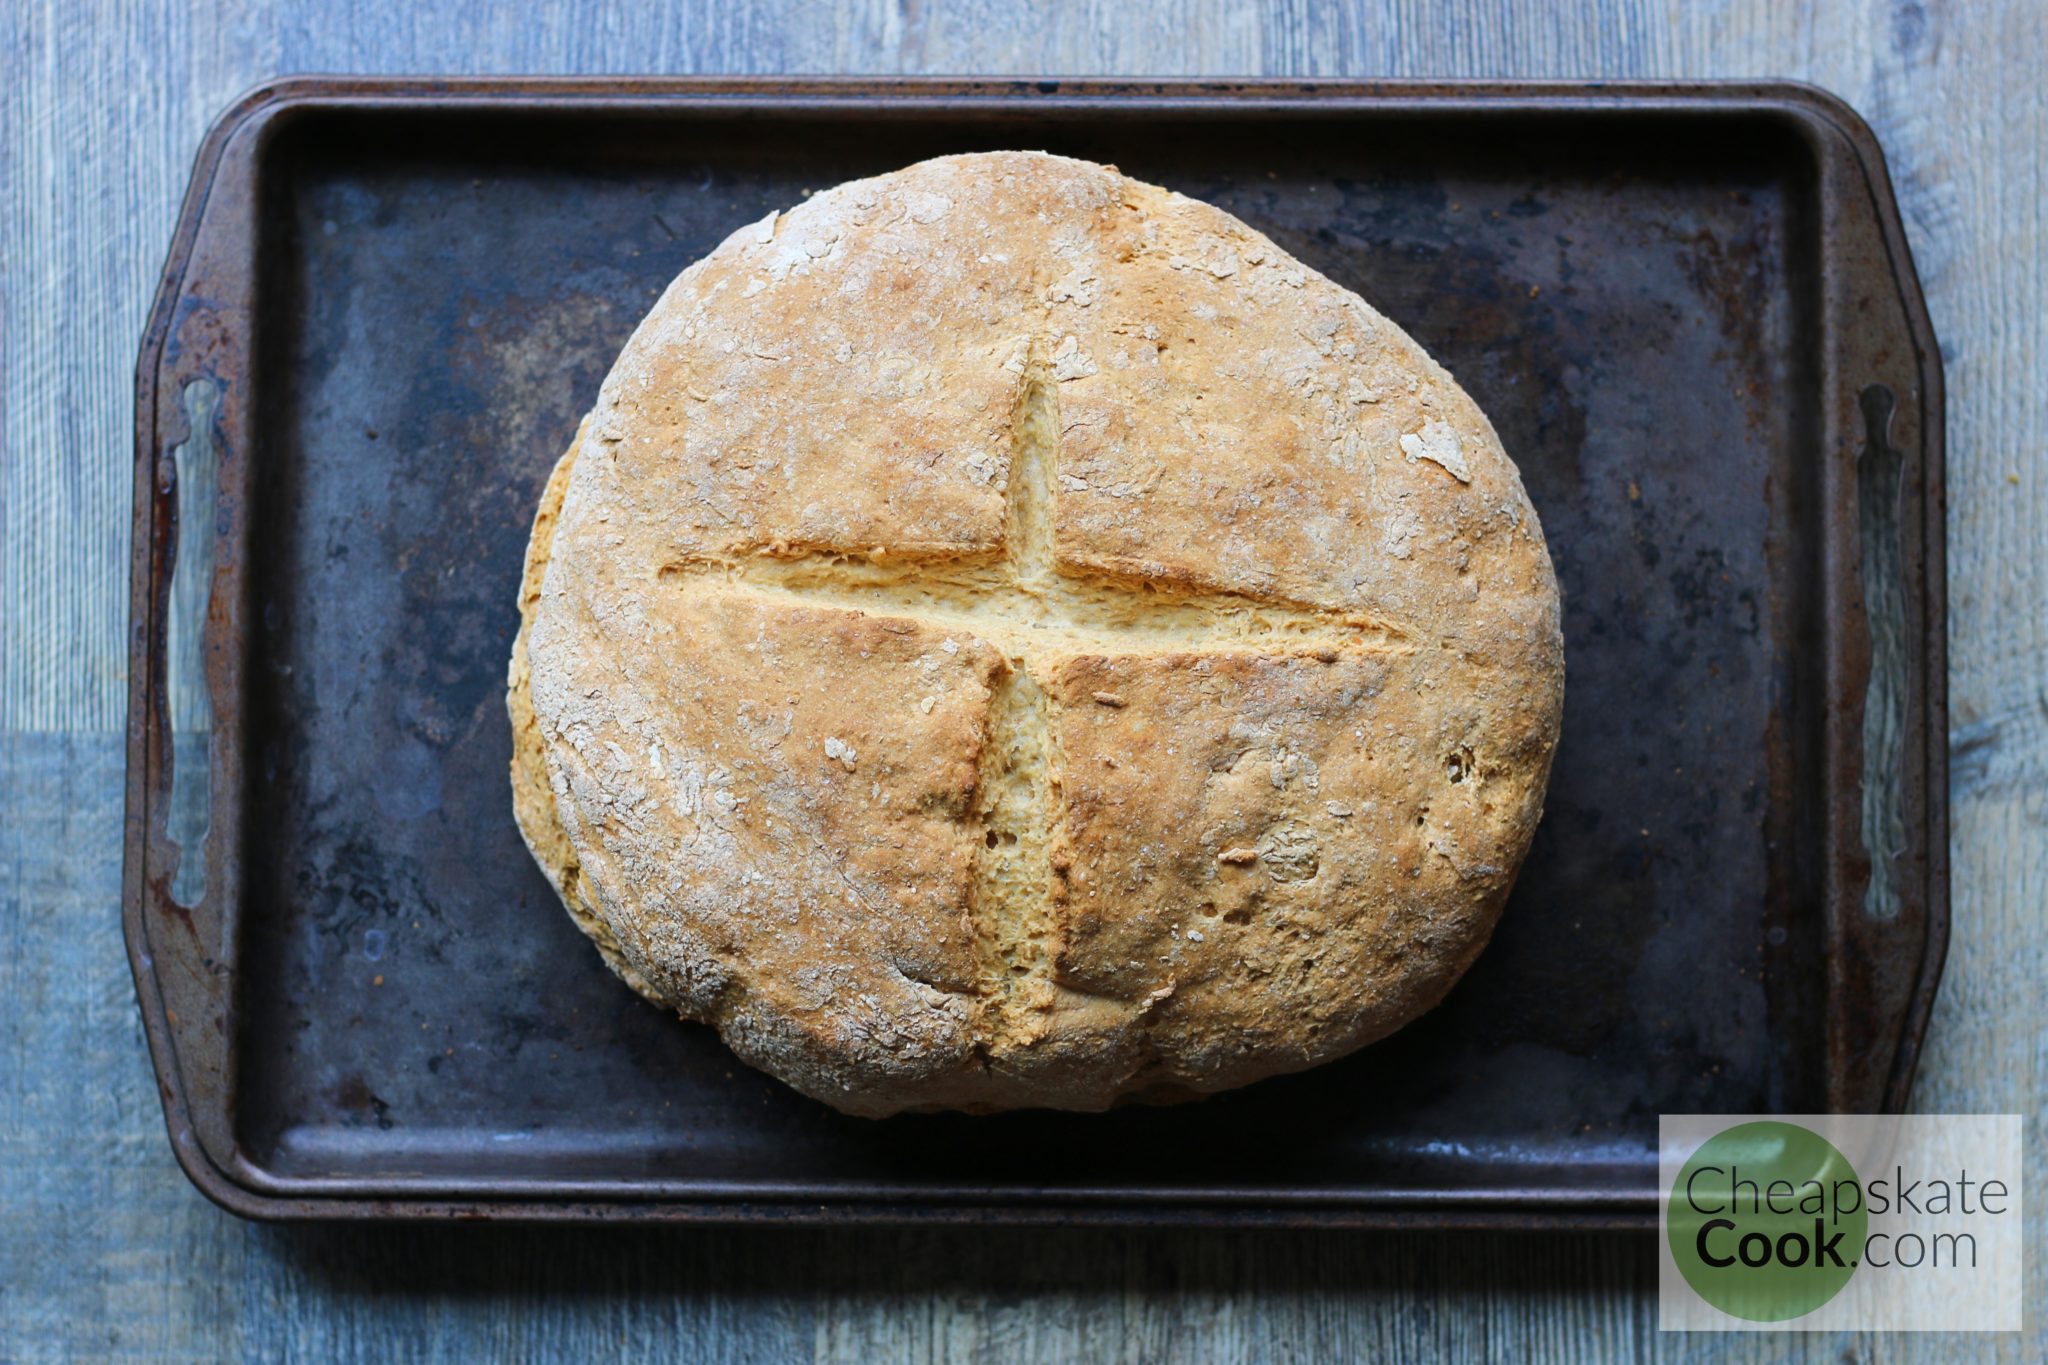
126,77 -> 1946,1226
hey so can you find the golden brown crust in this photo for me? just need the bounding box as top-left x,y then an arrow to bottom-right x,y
507,424 -> 649,992
509,152 -> 1563,1116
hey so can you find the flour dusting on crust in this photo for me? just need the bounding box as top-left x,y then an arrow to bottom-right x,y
510,152 -> 1564,1117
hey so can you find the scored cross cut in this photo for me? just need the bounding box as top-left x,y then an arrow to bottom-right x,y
656,345 -> 1417,1025
658,352 -> 1414,667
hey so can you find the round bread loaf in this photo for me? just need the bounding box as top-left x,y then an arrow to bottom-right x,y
509,151 -> 1563,1117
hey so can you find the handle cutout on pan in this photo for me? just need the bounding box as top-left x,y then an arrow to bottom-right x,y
1856,383 -> 1906,922
166,378 -> 220,911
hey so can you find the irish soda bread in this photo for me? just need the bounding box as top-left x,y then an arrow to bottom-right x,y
509,151 -> 1563,1117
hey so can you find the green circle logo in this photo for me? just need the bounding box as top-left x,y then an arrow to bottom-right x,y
1668,1121 -> 1868,1322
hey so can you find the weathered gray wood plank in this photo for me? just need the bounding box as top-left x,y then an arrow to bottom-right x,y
1,0 -> 2040,1359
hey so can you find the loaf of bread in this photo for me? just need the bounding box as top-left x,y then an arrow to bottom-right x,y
509,152 -> 1563,1116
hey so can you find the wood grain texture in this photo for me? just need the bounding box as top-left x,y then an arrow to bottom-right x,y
0,0 -> 2039,1359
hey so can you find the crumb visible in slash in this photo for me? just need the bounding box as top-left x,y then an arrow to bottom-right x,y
1217,846 -> 1259,865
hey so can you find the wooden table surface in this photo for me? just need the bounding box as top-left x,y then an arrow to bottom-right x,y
3,1 -> 2039,1359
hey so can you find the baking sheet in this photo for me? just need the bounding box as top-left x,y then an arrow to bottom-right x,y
126,79 -> 1945,1225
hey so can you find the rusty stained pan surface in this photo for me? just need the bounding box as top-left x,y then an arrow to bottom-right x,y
126,80 -> 1946,1225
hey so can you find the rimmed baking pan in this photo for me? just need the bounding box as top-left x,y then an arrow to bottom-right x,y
126,77 -> 1945,1226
